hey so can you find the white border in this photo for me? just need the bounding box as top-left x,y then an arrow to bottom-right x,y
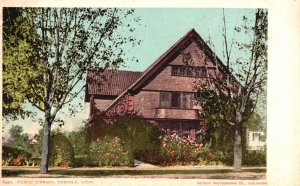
1,0 -> 300,185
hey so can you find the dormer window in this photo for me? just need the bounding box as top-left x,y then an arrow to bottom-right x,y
200,68 -> 207,77
171,66 -> 179,76
186,67 -> 193,76
171,65 -> 207,78
179,67 -> 185,76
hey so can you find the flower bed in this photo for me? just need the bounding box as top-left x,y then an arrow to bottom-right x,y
160,135 -> 204,165
89,136 -> 130,166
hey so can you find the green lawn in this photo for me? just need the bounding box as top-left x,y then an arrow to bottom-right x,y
2,168 -> 266,177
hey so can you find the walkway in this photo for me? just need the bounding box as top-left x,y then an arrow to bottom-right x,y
2,161 -> 266,179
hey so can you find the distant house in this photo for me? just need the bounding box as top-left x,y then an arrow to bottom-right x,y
28,136 -> 39,145
247,130 -> 266,151
2,135 -> 38,147
85,29 -> 233,139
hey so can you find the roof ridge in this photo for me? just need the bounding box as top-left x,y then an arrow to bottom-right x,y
88,68 -> 143,73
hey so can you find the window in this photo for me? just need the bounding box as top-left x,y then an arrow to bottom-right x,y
160,92 -> 171,108
171,123 -> 179,134
182,122 -> 193,138
195,68 -> 200,77
195,123 -> 202,132
171,92 -> 180,107
252,133 -> 260,141
158,121 -> 199,139
182,93 -> 191,108
171,66 -> 207,77
200,68 -> 207,77
160,92 -> 193,109
178,67 -> 185,76
171,66 -> 179,76
186,67 -> 193,76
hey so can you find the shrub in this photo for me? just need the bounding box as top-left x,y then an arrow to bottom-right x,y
67,127 -> 90,157
159,135 -> 204,165
74,155 -> 90,167
86,114 -> 164,166
197,145 -> 226,165
89,136 -> 130,166
198,146 -> 266,166
242,150 -> 266,166
113,115 -> 164,165
135,125 -> 164,164
2,146 -> 32,166
48,132 -> 75,167
136,135 -> 225,166
30,157 -> 41,167
208,149 -> 266,166
2,146 -> 19,166
12,155 -> 25,166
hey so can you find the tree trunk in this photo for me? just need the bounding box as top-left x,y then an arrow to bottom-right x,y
233,112 -> 243,171
40,117 -> 52,174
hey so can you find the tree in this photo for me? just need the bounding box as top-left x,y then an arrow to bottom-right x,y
9,125 -> 30,151
36,128 -> 75,167
195,9 -> 267,171
245,112 -> 265,132
3,8 -> 140,173
3,8 -> 38,120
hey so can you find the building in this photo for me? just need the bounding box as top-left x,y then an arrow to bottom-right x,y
247,130 -> 266,151
85,29 -> 231,139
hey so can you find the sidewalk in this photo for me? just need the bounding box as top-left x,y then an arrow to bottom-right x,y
14,172 -> 266,179
2,164 -> 266,171
2,163 -> 266,179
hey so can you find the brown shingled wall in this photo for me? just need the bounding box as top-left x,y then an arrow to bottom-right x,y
143,42 -> 214,92
134,42 -> 209,119
94,99 -> 114,112
134,91 -> 160,118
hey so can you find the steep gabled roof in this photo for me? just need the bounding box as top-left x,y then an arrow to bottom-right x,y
103,28 -> 230,112
129,28 -> 231,92
103,28 -> 233,112
85,69 -> 142,101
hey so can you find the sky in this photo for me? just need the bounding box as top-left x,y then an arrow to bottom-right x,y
122,8 -> 254,71
3,8 -> 258,138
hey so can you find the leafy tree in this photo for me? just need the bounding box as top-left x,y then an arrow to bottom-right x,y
245,112 -> 264,131
5,125 -> 37,166
3,8 -> 39,119
195,9 -> 267,171
3,8 -> 140,173
9,125 -> 30,151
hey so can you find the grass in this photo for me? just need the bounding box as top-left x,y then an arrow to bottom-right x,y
2,170 -> 39,177
2,168 -> 266,177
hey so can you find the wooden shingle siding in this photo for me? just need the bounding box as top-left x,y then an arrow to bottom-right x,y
134,91 -> 160,118
94,99 -> 114,112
